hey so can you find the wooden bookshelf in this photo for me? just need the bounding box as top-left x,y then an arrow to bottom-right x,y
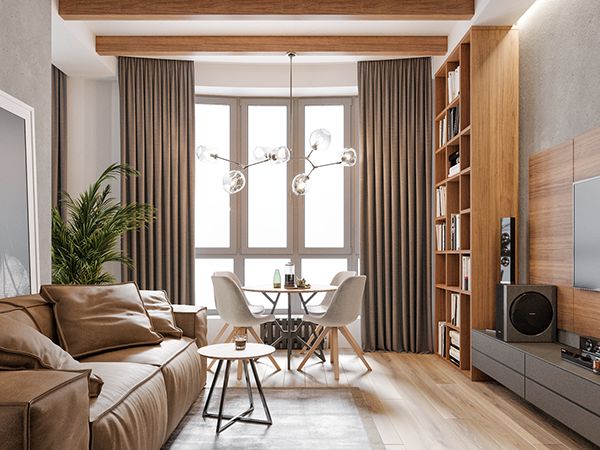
433,27 -> 519,380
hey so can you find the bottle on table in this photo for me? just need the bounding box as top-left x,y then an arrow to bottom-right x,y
273,269 -> 281,289
284,261 -> 295,288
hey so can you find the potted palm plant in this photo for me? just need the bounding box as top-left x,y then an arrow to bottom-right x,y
52,163 -> 154,284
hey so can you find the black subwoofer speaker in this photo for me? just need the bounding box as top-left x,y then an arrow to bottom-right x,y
496,284 -> 557,342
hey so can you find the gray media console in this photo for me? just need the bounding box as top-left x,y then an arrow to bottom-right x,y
472,329 -> 600,445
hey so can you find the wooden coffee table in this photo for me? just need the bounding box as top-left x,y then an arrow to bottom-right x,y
198,343 -> 274,433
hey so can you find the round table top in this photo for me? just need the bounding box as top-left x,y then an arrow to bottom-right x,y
198,343 -> 275,360
241,284 -> 338,294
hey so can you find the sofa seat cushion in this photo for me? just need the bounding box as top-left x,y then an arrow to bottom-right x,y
81,362 -> 168,450
80,337 -> 195,368
81,338 -> 203,437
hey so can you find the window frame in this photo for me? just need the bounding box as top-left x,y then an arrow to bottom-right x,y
195,95 -> 359,313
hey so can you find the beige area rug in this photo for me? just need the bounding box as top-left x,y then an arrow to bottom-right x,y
164,388 -> 385,449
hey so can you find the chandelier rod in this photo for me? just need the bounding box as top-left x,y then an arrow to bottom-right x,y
288,51 -> 295,156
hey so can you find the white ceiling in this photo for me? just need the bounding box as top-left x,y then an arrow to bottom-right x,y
52,0 -> 538,80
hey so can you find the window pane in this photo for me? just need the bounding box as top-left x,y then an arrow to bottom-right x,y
244,258 -> 289,308
195,104 -> 231,248
247,105 -> 288,248
304,105 -> 345,248
195,258 -> 235,309
301,258 -> 349,304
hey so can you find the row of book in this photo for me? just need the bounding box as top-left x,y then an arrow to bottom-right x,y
462,256 -> 471,291
437,321 -> 447,357
450,293 -> 461,326
435,223 -> 447,251
448,66 -> 461,103
435,186 -> 447,217
448,106 -> 460,141
438,116 -> 448,148
449,214 -> 461,250
448,150 -> 460,177
449,329 -> 460,366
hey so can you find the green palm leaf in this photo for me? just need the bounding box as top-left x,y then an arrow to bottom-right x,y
51,163 -> 155,284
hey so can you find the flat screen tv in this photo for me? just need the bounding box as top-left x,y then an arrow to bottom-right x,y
574,176 -> 600,290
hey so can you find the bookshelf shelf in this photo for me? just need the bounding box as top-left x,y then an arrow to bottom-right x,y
433,27 -> 519,381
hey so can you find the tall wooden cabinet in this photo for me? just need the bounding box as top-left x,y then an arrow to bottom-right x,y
433,27 -> 519,380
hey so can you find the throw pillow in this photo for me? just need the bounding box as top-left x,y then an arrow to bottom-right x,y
0,315 -> 103,397
40,282 -> 162,358
139,290 -> 183,338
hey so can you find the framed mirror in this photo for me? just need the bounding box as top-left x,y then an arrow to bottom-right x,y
0,89 -> 39,298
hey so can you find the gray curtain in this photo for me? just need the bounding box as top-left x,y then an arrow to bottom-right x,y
118,57 -> 195,305
358,57 -> 433,352
51,65 -> 67,215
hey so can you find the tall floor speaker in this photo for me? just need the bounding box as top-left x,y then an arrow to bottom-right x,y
496,284 -> 557,342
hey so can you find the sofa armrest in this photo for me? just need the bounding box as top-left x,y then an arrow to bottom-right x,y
0,370 -> 90,450
172,304 -> 208,350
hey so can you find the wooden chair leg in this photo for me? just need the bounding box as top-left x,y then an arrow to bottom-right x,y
211,323 -> 229,344
248,327 -> 281,372
340,325 -> 372,372
331,328 -> 340,380
297,327 -> 329,372
208,327 -> 237,371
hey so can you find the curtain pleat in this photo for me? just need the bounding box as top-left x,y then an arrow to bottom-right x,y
118,57 -> 195,305
51,65 -> 68,215
358,58 -> 432,352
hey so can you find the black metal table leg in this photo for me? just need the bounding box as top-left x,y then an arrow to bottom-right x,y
202,358 -> 272,433
287,293 -> 292,370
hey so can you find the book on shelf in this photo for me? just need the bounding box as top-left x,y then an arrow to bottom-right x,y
462,256 -> 471,291
448,150 -> 460,177
447,106 -> 460,141
438,321 -> 447,357
435,222 -> 446,251
449,214 -> 461,250
448,164 -> 461,177
449,330 -> 460,349
449,345 -> 461,366
450,293 -> 461,326
447,66 -> 461,103
438,117 -> 448,147
435,186 -> 447,217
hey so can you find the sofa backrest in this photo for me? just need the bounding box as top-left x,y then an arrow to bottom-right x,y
0,294 -> 57,342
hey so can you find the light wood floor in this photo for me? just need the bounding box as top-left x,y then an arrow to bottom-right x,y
206,350 -> 597,450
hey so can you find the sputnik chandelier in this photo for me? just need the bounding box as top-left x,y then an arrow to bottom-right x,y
196,52 -> 357,196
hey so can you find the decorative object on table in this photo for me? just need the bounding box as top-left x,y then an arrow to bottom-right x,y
284,261 -> 296,288
234,333 -> 247,351
51,163 -> 154,284
198,343 -> 274,433
196,52 -> 357,195
272,269 -> 281,289
0,89 -> 39,298
296,278 -> 311,289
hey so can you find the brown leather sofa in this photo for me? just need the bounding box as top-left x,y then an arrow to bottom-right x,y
0,293 -> 207,450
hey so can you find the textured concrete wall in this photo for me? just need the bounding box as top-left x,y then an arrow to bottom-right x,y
0,1 -> 52,284
518,0 -> 600,281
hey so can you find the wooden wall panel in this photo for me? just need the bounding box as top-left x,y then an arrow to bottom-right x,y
528,141 -> 574,330
529,125 -> 600,337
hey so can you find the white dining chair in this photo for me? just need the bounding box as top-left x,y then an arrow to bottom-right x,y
210,271 -> 265,344
212,275 -> 281,377
297,275 -> 371,380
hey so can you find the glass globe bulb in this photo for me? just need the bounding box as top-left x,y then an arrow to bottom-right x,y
253,146 -> 271,161
340,148 -> 357,167
309,128 -> 331,151
291,173 -> 310,196
222,170 -> 246,194
271,146 -> 291,164
196,145 -> 217,162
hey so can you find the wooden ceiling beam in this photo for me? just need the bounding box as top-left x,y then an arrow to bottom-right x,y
60,0 -> 474,20
96,35 -> 448,57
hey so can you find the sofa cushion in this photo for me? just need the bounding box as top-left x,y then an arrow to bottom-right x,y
0,294 -> 57,342
81,338 -> 202,437
40,283 -> 162,358
0,315 -> 103,397
81,362 -> 168,450
140,290 -> 183,338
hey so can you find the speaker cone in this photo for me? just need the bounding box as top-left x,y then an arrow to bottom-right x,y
509,291 -> 553,336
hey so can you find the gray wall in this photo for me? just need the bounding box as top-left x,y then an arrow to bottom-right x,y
0,0 -> 52,284
519,0 -> 600,282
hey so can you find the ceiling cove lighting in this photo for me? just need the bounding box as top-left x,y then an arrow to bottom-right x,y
196,52 -> 357,195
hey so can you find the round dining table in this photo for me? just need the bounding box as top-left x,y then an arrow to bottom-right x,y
241,284 -> 337,370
